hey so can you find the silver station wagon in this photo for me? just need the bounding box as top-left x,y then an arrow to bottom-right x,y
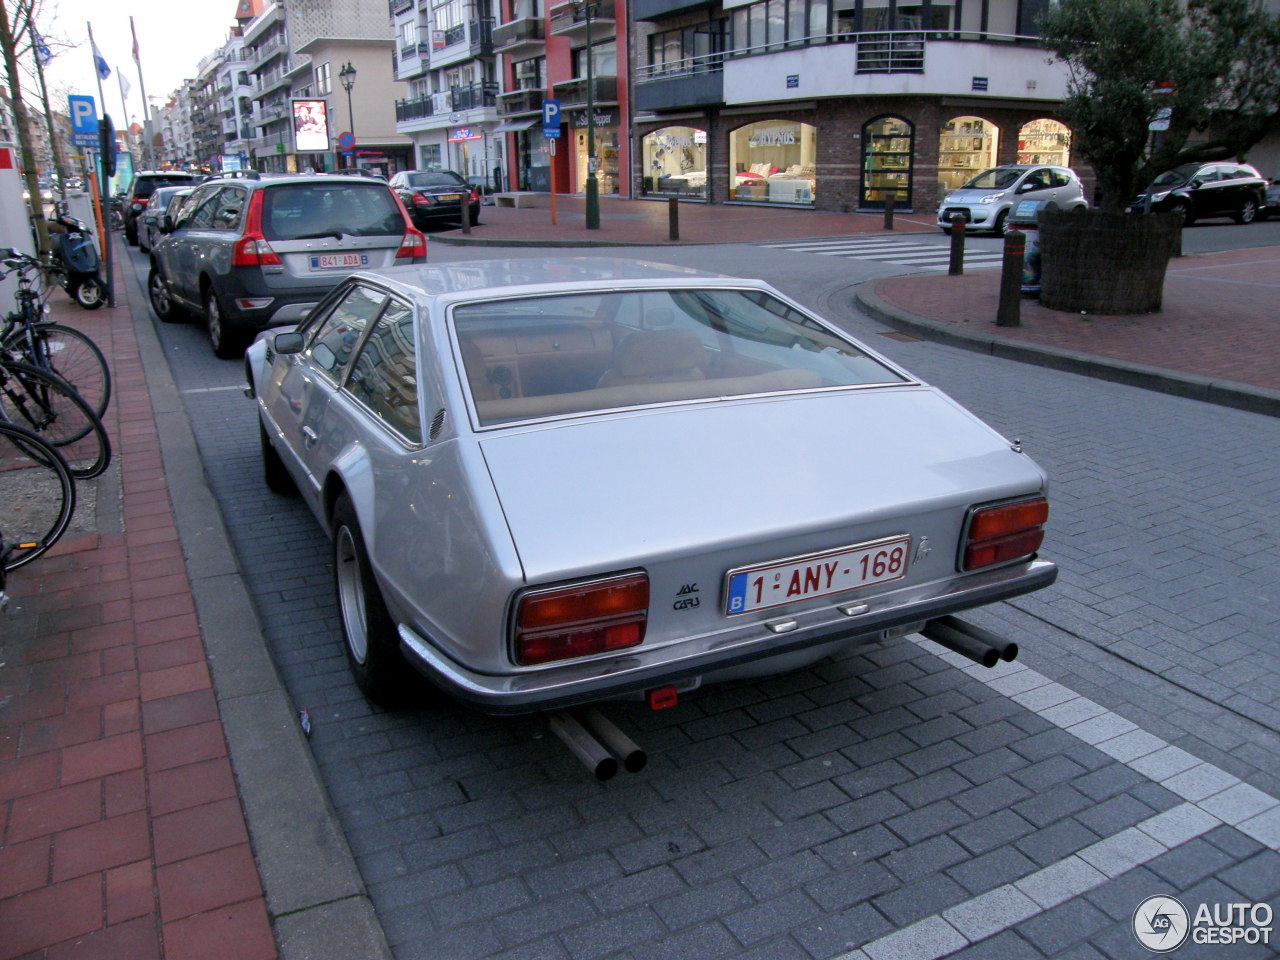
246,259 -> 1057,715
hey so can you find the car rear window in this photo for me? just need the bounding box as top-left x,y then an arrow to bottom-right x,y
261,183 -> 403,241
404,172 -> 467,189
454,289 -> 907,426
132,176 -> 196,197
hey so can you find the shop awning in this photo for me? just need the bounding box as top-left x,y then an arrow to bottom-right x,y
491,119 -> 541,134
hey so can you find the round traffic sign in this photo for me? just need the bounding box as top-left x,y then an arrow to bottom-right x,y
336,131 -> 355,150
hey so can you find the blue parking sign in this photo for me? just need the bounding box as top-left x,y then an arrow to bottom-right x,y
69,95 -> 98,147
542,99 -> 561,138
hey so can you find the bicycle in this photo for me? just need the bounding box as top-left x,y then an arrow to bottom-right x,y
1,250 -> 111,420
0,419 -> 76,573
0,358 -> 111,479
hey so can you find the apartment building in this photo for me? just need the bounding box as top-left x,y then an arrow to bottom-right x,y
390,0 -> 502,188
490,0 -> 631,194
630,0 -> 1073,212
215,32 -> 256,170
243,0 -> 409,174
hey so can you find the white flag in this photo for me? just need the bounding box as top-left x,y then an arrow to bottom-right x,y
120,74 -> 132,98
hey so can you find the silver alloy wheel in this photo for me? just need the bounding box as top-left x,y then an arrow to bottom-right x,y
149,272 -> 171,314
206,290 -> 225,352
1240,199 -> 1257,224
335,526 -> 369,665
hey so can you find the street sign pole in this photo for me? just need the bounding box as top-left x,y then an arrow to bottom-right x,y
542,99 -> 561,227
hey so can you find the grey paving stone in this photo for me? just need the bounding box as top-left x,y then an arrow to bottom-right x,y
723,889 -> 822,946
952,747 -> 1029,786
1015,818 -> 1100,868
1218,850 -> 1280,900
490,938 -> 571,960
1012,783 -> 1094,829
891,768 -> 972,808
944,929 -> 1044,960
1010,728 -> 1085,764
492,893 -> 599,946
1073,762 -> 1148,802
953,720 -> 1027,757
652,877 -> 754,930
806,860 -> 900,912
792,901 -> 895,959
861,915 -> 967,960
460,838 -> 559,885
1010,755 -> 1088,793
587,865 -> 686,914
872,873 -> 970,927
953,776 -> 1035,819
883,834 -> 971,883
1074,794 -> 1157,837
1017,897 -> 1113,955
612,828 -> 707,874
755,813 -> 844,859
1238,804 -> 1280,849
1016,856 -> 1108,909
886,799 -> 973,845
1134,802 -> 1222,850
738,850 -> 831,900
672,836 -> 768,885
625,922 -> 741,960
950,808 -> 1036,857
1128,745 -> 1202,782
946,845 -> 1039,897
828,790 -> 912,834
1162,763 -> 1242,803
765,780 -> 850,822
1077,827 -> 1166,879
560,908 -> 669,960
816,823 -> 906,870
836,759 -> 917,799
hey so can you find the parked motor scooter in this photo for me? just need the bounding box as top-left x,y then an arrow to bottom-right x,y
47,204 -> 105,310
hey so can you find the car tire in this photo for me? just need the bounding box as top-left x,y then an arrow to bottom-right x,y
205,287 -> 242,359
259,420 -> 298,496
72,278 -> 106,310
125,223 -> 138,246
992,210 -> 1008,235
332,492 -> 415,707
1174,200 -> 1195,227
1234,198 -> 1258,224
148,267 -> 184,323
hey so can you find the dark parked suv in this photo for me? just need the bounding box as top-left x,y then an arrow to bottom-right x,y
389,170 -> 482,229
147,172 -> 427,357
123,171 -> 200,245
1129,161 -> 1267,226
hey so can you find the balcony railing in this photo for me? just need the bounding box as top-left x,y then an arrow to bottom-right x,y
391,0 -> 413,12
444,23 -> 466,46
548,0 -> 615,38
450,80 -> 499,111
395,95 -> 438,122
635,50 -> 723,82
492,16 -> 544,56
496,87 -> 544,116
469,17 -> 494,55
552,74 -> 617,106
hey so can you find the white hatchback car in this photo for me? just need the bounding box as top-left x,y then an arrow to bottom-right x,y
937,165 -> 1088,234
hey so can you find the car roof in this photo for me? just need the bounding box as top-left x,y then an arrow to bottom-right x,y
355,257 -> 741,305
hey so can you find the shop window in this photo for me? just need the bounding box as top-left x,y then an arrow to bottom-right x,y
643,127 -> 708,199
938,116 -> 999,191
1018,119 -> 1071,167
861,115 -> 912,208
728,120 -> 817,205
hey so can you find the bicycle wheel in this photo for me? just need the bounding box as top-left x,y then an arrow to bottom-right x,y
3,322 -> 111,420
0,421 -> 76,571
0,361 -> 111,479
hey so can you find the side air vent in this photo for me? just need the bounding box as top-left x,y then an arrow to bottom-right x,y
428,408 -> 447,441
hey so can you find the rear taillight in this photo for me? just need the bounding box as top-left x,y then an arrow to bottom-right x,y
231,191 -> 281,266
396,227 -> 427,261
962,497 -> 1048,570
514,573 -> 648,666
468,188 -> 480,203
411,192 -> 434,206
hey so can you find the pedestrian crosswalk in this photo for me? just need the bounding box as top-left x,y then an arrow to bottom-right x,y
758,235 -> 1005,270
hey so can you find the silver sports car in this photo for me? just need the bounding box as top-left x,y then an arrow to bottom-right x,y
246,258 -> 1057,715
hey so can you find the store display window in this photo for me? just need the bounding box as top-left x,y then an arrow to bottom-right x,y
861,115 -> 913,208
642,127 -> 709,199
728,120 -> 817,204
938,116 -> 999,191
1018,119 -> 1071,167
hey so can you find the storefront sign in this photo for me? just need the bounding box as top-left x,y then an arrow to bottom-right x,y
449,128 -> 482,141
432,29 -> 446,49
786,75 -> 799,89
747,127 -> 797,148
569,110 -> 615,128
971,76 -> 989,92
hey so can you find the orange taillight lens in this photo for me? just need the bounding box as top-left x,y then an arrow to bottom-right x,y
514,573 -> 648,666
963,497 -> 1048,570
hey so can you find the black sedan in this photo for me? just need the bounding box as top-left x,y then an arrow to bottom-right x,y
1129,161 -> 1267,226
388,170 -> 482,229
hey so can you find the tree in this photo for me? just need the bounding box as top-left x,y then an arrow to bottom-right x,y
0,0 -> 52,253
1039,0 -> 1280,212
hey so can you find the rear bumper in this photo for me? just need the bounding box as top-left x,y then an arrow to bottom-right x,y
398,558 -> 1058,714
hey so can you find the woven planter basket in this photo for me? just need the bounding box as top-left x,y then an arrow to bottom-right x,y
1039,210 -> 1181,314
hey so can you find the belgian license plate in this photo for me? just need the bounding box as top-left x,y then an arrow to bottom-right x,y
724,535 -> 911,616
310,253 -> 370,270
440,194 -> 460,201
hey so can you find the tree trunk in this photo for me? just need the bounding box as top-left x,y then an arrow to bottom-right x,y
1039,210 -> 1181,314
0,0 -> 52,255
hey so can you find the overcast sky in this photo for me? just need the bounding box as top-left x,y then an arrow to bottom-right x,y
38,0 -> 244,127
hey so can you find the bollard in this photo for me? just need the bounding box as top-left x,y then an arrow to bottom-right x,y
461,191 -> 472,235
948,215 -> 966,275
882,193 -> 895,230
997,229 -> 1024,327
668,196 -> 679,242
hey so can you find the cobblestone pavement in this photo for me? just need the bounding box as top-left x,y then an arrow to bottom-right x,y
115,240 -> 1280,960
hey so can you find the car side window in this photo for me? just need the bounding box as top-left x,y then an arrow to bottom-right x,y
1050,170 -> 1072,188
174,185 -> 218,228
212,187 -> 248,230
305,285 -> 388,379
345,299 -> 421,442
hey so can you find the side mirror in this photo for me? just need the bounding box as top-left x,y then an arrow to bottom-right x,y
1188,180 -> 1202,190
273,332 -> 305,355
160,214 -> 177,233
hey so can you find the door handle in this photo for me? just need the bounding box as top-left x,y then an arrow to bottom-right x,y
301,425 -> 318,448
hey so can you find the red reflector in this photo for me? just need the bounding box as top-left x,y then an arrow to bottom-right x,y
647,686 -> 678,710
964,529 -> 1045,570
968,498 -> 1049,540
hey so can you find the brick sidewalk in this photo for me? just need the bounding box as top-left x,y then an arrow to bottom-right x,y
0,273 -> 276,959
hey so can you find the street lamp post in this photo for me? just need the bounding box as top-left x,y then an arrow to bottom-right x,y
339,61 -> 357,168
579,0 -> 599,229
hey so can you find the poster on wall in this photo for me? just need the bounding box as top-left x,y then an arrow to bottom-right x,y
292,100 -> 329,154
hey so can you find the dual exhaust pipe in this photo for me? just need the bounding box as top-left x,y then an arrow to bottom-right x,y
549,708 -> 647,781
921,614 -> 1018,668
